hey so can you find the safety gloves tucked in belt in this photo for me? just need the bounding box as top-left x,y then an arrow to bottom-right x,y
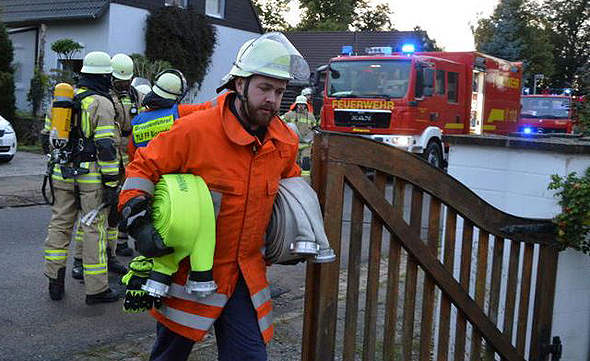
121,256 -> 162,313
120,195 -> 174,258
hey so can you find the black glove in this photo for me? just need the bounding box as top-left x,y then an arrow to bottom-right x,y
103,186 -> 120,227
121,195 -> 174,258
103,185 -> 119,206
40,133 -> 51,155
121,256 -> 162,313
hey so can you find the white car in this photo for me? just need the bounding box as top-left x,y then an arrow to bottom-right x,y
0,114 -> 17,162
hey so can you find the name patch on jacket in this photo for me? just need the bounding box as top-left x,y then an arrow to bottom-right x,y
132,115 -> 174,144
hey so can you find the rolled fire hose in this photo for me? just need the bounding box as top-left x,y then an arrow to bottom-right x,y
143,174 -> 217,298
265,177 -> 336,264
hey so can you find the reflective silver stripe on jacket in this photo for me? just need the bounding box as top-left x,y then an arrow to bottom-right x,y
251,286 -> 271,309
158,304 -> 216,331
122,177 -> 155,195
168,283 -> 228,307
258,310 -> 273,333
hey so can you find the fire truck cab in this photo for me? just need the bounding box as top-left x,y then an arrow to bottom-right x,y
519,94 -> 574,134
318,48 -> 523,167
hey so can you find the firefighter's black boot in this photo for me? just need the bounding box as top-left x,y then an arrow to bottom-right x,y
71,258 -> 83,280
85,288 -> 120,305
115,237 -> 134,257
107,249 -> 127,275
48,267 -> 65,301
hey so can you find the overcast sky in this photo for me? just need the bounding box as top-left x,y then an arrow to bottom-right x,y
282,0 -> 500,51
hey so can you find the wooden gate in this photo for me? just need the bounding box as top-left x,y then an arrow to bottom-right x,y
301,132 -> 560,361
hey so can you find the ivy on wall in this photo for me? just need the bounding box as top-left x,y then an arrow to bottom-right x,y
145,6 -> 217,91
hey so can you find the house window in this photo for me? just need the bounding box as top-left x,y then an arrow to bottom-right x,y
165,0 -> 187,7
206,0 -> 225,18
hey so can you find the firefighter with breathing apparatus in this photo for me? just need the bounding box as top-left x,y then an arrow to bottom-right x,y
43,51 -> 121,305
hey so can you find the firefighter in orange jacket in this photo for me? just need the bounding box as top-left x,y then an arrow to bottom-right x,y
118,32 -> 310,361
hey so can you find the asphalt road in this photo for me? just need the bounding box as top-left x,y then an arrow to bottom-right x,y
0,204 -> 155,361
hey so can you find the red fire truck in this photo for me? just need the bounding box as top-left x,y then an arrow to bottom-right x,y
317,48 -> 523,167
518,94 -> 574,134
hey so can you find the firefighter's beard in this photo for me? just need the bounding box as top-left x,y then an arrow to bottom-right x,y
245,99 -> 278,128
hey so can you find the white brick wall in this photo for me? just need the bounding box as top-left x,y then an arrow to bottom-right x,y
448,143 -> 590,361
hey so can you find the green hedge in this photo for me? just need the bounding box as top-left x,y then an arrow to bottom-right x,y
145,6 -> 217,90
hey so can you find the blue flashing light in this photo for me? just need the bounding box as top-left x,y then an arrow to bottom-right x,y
564,88 -> 572,95
341,45 -> 353,55
401,44 -> 416,54
523,127 -> 532,134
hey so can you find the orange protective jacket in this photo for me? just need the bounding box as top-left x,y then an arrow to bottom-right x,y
126,97 -> 221,162
120,92 -> 300,342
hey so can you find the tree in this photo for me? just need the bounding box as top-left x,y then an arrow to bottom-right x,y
542,0 -> 590,90
412,26 -> 442,51
51,38 -> 83,60
145,6 -> 217,90
0,9 -> 16,120
252,0 -> 291,32
351,1 -> 394,31
297,0 -> 358,31
296,0 -> 396,31
472,0 -> 553,88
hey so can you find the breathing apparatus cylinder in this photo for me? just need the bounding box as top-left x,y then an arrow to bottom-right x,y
50,83 -> 75,149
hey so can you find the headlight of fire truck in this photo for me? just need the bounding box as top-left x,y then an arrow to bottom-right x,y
392,136 -> 412,147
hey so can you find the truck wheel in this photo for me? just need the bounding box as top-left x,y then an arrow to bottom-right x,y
423,141 -> 443,168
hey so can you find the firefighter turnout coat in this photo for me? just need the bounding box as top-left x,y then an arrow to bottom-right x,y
120,92 -> 300,342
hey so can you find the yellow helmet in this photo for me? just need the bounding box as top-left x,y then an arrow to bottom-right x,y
217,33 -> 309,92
295,95 -> 307,105
81,51 -> 112,74
111,53 -> 134,80
153,69 -> 187,102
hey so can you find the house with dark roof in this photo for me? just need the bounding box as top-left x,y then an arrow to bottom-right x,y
0,0 -> 263,111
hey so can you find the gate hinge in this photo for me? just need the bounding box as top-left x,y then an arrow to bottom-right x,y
541,336 -> 562,361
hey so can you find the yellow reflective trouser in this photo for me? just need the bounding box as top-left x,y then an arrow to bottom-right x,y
44,179 -> 109,295
73,221 -> 117,259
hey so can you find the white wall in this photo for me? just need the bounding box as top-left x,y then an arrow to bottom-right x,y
448,143 -> 590,361
107,3 -> 148,56
9,4 -> 148,112
42,15 -> 110,75
8,28 -> 37,111
189,25 -> 260,103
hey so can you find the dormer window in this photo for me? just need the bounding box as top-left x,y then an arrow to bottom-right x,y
205,0 -> 225,18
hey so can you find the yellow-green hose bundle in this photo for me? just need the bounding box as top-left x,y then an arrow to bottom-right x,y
150,174 -> 216,276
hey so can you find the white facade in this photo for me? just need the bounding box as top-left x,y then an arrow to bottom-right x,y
8,27 -> 37,111
189,25 -> 259,104
8,3 -> 148,112
7,3 -> 260,112
447,141 -> 590,361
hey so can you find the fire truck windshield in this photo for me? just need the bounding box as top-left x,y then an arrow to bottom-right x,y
328,60 -> 411,99
520,97 -> 571,119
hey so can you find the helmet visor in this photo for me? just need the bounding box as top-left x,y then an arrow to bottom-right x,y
235,32 -> 310,82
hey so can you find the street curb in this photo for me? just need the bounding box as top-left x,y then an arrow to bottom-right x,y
0,174 -> 47,208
